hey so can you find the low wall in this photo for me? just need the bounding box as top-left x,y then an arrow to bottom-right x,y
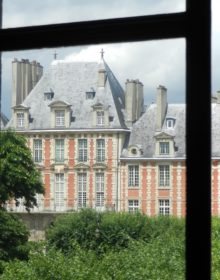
14,212 -> 64,241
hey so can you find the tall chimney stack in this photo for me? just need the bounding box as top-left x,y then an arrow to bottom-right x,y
156,85 -> 167,131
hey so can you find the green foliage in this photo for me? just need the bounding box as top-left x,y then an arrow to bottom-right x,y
46,209 -> 185,256
0,130 -> 44,210
212,217 -> 220,280
0,210 -> 29,267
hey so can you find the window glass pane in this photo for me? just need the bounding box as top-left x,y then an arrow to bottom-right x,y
1,40 -> 186,275
2,0 -> 186,28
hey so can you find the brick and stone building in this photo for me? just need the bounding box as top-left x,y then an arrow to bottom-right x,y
5,57 -> 220,217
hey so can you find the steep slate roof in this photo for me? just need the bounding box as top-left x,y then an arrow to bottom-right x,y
123,102 -> 220,158
0,112 -> 9,128
7,60 -> 126,130
122,104 -> 186,158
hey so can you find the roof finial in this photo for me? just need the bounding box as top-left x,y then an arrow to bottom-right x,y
54,50 -> 58,60
100,48 -> 104,60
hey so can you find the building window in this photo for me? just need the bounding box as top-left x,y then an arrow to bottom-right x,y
96,139 -> 105,162
159,165 -> 170,187
33,139 -> 42,163
55,110 -> 65,127
17,112 -> 24,128
128,200 -> 139,213
55,173 -> 64,207
96,173 -> 104,207
159,142 -> 169,155
55,139 -> 64,162
128,165 -> 139,187
78,173 -> 87,208
97,111 -> 104,126
159,199 -> 170,215
78,139 -> 87,162
166,118 -> 175,128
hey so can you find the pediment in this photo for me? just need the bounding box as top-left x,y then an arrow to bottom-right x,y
12,104 -> 30,110
93,163 -> 108,170
74,163 -> 90,170
154,131 -> 174,139
48,100 -> 71,108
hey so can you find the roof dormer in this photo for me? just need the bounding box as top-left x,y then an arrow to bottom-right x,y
154,132 -> 175,157
92,102 -> 110,127
128,145 -> 143,157
48,100 -> 71,128
12,104 -> 30,129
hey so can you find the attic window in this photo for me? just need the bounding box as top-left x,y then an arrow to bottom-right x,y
44,91 -> 54,100
131,148 -> 137,155
166,118 -> 175,128
109,116 -> 114,122
86,91 -> 95,99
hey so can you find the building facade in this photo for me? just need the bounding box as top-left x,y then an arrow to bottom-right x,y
6,58 -> 220,217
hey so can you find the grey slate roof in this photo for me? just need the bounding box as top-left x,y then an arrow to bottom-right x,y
0,112 -> 9,128
123,102 -> 220,158
122,104 -> 186,158
7,60 -> 126,130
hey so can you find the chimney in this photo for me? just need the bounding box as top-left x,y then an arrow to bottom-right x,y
125,79 -> 137,126
98,68 -> 106,87
156,85 -> 167,131
12,58 -> 43,107
135,80 -> 144,120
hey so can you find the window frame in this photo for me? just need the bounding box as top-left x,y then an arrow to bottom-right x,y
77,172 -> 87,208
55,110 -> 65,127
96,138 -> 105,162
33,138 -> 42,163
158,199 -> 170,216
128,165 -> 139,188
54,173 -> 65,208
159,165 -> 170,187
55,139 -> 65,163
78,139 -> 88,162
128,199 -> 139,213
0,1 -> 211,278
95,172 -> 105,207
159,141 -> 169,155
16,112 -> 24,128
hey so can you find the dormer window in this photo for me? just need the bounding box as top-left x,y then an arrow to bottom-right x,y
48,100 -> 71,128
166,118 -> 175,128
44,91 -> 54,100
97,111 -> 104,126
86,91 -> 95,99
17,112 -> 24,128
55,110 -> 65,127
159,142 -> 169,155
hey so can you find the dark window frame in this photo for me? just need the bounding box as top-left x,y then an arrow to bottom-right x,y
0,1 -> 211,279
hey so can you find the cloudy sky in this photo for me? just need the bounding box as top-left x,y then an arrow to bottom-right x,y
1,0 -> 219,119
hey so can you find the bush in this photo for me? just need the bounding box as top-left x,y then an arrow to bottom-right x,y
0,210 -> 29,263
46,209 -> 185,255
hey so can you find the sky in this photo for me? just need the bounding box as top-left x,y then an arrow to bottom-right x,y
1,0 -> 219,119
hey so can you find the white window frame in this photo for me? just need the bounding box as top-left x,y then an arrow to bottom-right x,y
159,142 -> 170,155
159,165 -> 170,187
96,139 -> 105,162
17,112 -> 24,128
34,139 -> 42,163
55,139 -> 64,162
166,118 -> 175,129
128,200 -> 139,213
128,165 -> 139,187
97,111 -> 104,126
78,173 -> 87,208
159,199 -> 170,215
96,173 -> 104,207
55,110 -> 65,127
78,139 -> 87,162
55,173 -> 65,208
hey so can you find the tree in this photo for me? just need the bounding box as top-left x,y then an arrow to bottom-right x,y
0,130 -> 44,211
